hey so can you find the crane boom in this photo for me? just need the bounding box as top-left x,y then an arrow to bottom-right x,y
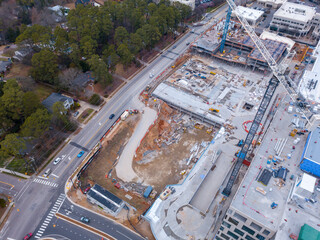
224,0 -> 313,125
221,0 -> 317,196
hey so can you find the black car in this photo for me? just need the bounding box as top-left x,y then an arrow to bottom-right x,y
109,114 -> 115,119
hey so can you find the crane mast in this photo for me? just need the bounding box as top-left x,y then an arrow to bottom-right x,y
221,0 -> 315,196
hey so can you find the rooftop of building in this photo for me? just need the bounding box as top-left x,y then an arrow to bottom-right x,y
42,93 -> 73,112
258,0 -> 286,5
237,6 -> 264,22
302,127 -> 320,163
230,96 -> 309,232
299,40 -> 320,103
87,184 -> 123,213
273,2 -> 316,22
260,30 -> 295,51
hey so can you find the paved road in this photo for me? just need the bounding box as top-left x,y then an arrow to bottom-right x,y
1,6 -> 228,239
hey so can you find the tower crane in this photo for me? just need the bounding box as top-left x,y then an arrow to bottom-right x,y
221,0 -> 317,197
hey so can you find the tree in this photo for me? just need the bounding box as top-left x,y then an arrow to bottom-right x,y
58,68 -> 82,91
0,102 -> 14,131
21,108 -> 51,138
22,91 -> 41,118
1,79 -> 24,121
52,102 -> 77,131
16,24 -> 51,46
114,26 -> 129,46
87,55 -> 112,87
53,26 -> 69,54
103,45 -> 119,72
0,133 -> 26,157
89,93 -> 101,105
0,198 -> 6,208
5,27 -> 17,43
31,49 -> 58,84
129,33 -> 143,55
80,36 -> 97,58
117,43 -> 133,66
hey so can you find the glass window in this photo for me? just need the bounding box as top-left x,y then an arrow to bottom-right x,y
262,229 -> 270,236
234,212 -> 247,222
221,233 -> 230,240
227,231 -> 239,239
228,217 -> 239,226
234,228 -> 245,236
222,221 -> 231,228
242,225 -> 255,235
257,234 -> 266,240
250,222 -> 262,231
245,235 -> 255,240
220,226 -> 224,231
216,236 -> 223,240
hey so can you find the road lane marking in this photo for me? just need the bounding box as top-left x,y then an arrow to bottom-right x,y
0,181 -> 14,189
33,178 -> 58,188
116,230 -> 133,240
51,174 -> 59,178
56,212 -> 116,240
34,193 -> 65,238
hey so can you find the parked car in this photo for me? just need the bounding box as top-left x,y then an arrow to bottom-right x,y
77,151 -> 85,158
23,233 -> 33,240
109,114 -> 115,119
80,217 -> 90,223
74,111 -> 79,117
53,157 -> 61,165
173,45 -> 177,49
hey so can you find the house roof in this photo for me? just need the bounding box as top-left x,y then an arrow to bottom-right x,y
87,184 -> 123,213
42,93 -> 73,112
0,60 -> 12,72
72,71 -> 94,87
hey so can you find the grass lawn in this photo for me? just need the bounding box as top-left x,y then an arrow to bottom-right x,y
35,84 -> 54,101
6,158 -> 32,174
78,108 -> 94,123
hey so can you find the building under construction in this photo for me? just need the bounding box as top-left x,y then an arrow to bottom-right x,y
192,20 -> 288,72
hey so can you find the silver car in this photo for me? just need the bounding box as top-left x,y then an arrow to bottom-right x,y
53,157 -> 61,165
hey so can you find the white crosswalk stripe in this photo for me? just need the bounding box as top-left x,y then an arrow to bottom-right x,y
34,193 -> 65,238
33,178 -> 58,187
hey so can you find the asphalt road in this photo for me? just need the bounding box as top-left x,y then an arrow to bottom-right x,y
35,198 -> 142,240
1,5 -> 228,240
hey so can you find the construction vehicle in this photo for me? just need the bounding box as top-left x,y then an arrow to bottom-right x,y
271,202 -> 278,209
194,123 -> 204,129
289,129 -> 298,137
209,108 -> 220,113
221,0 -> 319,197
237,139 -> 244,147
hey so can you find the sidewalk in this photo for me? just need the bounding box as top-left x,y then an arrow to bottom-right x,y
0,168 -> 30,179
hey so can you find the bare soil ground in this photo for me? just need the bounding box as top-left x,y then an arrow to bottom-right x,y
115,64 -> 140,79
132,103 -> 213,193
85,76 -> 124,98
6,63 -> 31,78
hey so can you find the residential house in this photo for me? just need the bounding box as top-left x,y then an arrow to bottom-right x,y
42,93 -> 74,113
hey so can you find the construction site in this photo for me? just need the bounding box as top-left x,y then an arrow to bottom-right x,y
66,2 -> 320,240
192,19 -> 289,72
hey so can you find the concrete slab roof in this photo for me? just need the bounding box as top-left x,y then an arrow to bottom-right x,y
300,173 -> 316,193
299,40 -> 320,104
152,82 -> 226,126
273,2 -> 316,23
260,30 -> 295,51
237,6 -> 264,22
